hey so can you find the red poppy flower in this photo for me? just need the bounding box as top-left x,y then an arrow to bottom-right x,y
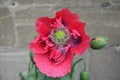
29,8 -> 90,77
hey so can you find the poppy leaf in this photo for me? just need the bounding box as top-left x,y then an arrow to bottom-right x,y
19,72 -> 25,80
36,69 -> 45,80
26,65 -> 36,80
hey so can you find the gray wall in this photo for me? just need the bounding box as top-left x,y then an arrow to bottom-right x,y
0,0 -> 120,80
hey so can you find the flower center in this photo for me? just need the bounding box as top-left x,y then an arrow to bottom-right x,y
55,30 -> 65,41
50,27 -> 70,45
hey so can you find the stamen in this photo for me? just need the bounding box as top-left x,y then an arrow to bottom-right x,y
50,27 -> 70,45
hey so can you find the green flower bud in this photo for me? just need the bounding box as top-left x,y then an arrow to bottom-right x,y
90,36 -> 108,49
80,70 -> 89,80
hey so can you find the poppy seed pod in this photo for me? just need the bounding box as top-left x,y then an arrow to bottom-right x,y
90,36 -> 108,49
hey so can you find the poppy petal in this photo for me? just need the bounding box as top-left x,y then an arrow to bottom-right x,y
34,50 -> 74,77
55,8 -> 79,26
36,17 -> 52,36
29,36 -> 48,54
68,21 -> 86,36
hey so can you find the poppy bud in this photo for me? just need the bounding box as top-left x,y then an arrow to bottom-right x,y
80,70 -> 89,80
90,36 -> 108,49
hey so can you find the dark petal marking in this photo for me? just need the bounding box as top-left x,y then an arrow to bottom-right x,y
40,40 -> 46,47
61,20 -> 66,26
71,36 -> 82,46
91,38 -> 96,41
51,58 -> 57,63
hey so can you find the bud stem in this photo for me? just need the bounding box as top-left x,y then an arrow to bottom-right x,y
70,58 -> 87,79
72,58 -> 86,71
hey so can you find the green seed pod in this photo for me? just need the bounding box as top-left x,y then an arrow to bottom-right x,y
80,70 -> 89,80
90,36 -> 108,49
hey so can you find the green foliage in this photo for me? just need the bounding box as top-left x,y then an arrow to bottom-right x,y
36,70 -> 45,80
29,51 -> 34,63
60,74 -> 71,80
19,72 -> 25,80
44,76 -> 60,80
19,51 -> 45,80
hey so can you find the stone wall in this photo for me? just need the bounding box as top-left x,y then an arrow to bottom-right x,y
0,0 -> 120,80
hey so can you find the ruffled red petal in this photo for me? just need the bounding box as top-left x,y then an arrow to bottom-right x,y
29,36 -> 48,54
36,17 -> 52,36
34,50 -> 74,77
68,21 -> 86,35
68,21 -> 90,55
55,8 -> 79,26
50,47 -> 69,65
50,48 -> 63,61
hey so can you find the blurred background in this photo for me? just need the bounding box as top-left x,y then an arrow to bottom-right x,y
0,0 -> 120,80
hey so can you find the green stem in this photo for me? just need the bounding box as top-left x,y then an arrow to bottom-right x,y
35,66 -> 37,80
70,58 -> 87,79
28,61 -> 31,72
